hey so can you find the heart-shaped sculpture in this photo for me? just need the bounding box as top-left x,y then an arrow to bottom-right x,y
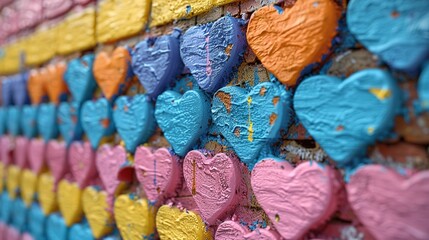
28,139 -> 47,174
14,137 -> 29,168
212,82 -> 291,168
247,0 -> 341,86
11,198 -> 27,232
7,106 -> 21,136
215,220 -> 280,240
20,169 -> 38,206
181,16 -> 246,93
418,63 -> 429,112
294,69 -> 399,164
347,0 -> 429,71
155,89 -> 211,156
27,69 -> 48,105
45,63 -> 68,104
28,203 -> 46,240
81,98 -> 115,149
37,172 -> 58,215
21,105 -> 38,138
64,54 -> 97,104
82,187 -> 114,238
114,194 -> 156,240
5,226 -> 20,240
57,180 -> 83,226
43,0 -> 73,19
68,141 -> 97,189
113,94 -> 156,153
156,205 -> 212,240
96,144 -> 127,196
134,146 -> 181,202
58,102 -> 83,145
11,73 -> 29,107
6,165 -> 21,199
68,221 -> 94,240
251,159 -> 340,240
93,46 -> 133,100
46,140 -> 68,184
0,192 -> 13,223
0,136 -> 13,166
347,165 -> 429,240
1,78 -> 13,106
183,150 -> 241,225
131,29 -> 183,97
0,108 -> 7,135
46,213 -> 69,240
37,103 -> 59,142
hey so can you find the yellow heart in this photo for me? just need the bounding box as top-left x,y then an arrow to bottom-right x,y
20,169 -> 38,206
38,172 -> 58,215
114,194 -> 156,240
0,162 -> 5,193
156,205 -> 212,240
82,187 -> 114,238
6,165 -> 21,199
57,180 -> 83,226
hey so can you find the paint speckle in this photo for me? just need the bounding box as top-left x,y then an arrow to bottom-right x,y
269,113 -> 278,126
272,96 -> 280,106
369,88 -> 391,100
216,92 -> 232,114
259,87 -> 267,96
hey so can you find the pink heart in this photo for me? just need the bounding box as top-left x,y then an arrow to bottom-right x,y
68,141 -> 97,189
0,136 -> 14,166
251,159 -> 340,240
216,220 -> 280,240
43,0 -> 73,19
96,144 -> 127,196
134,146 -> 181,203
15,137 -> 29,168
6,226 -> 20,240
183,150 -> 241,225
347,165 -> 429,240
46,140 -> 68,184
28,139 -> 46,174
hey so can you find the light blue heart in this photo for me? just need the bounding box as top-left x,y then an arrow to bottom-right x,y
28,203 -> 46,240
37,103 -> 59,142
46,213 -> 69,240
347,0 -> 429,71
64,54 -> 97,104
418,62 -> 429,112
0,108 -> 7,136
58,102 -> 83,145
155,90 -> 210,156
0,192 -> 13,223
113,94 -> 156,153
21,105 -> 39,138
212,82 -> 291,168
69,221 -> 94,240
81,98 -> 115,149
7,106 -> 22,136
294,69 -> 399,165
12,198 -> 27,232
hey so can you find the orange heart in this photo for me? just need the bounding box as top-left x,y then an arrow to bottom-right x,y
28,69 -> 47,105
93,47 -> 132,100
45,63 -> 68,104
247,0 -> 341,86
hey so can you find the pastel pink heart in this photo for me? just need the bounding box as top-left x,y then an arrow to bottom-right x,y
134,146 -> 181,202
251,160 -> 340,240
215,220 -> 280,240
0,136 -> 14,165
96,144 -> 127,196
347,165 -> 429,240
68,141 -> 97,189
46,140 -> 68,184
183,150 -> 241,225
14,137 -> 29,168
28,139 -> 46,173
6,226 -> 20,240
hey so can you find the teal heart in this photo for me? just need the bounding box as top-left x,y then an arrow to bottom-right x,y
155,90 -> 210,156
64,54 -> 97,104
81,98 -> 115,149
7,106 -> 22,136
113,94 -> 156,153
294,69 -> 399,164
212,82 -> 291,168
12,198 -> 27,232
37,103 -> 59,142
58,102 -> 83,145
0,108 -> 7,135
69,221 -> 94,240
21,105 -> 39,138
0,192 -> 13,223
28,203 -> 46,240
47,213 -> 69,240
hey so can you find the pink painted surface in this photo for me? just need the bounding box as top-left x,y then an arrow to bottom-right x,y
27,139 -> 46,174
14,137 -> 29,168
16,0 -> 43,30
68,141 -> 97,189
42,0 -> 73,19
216,220 -> 280,240
0,136 -> 14,166
5,226 -> 20,240
46,140 -> 68,184
96,144 -> 126,196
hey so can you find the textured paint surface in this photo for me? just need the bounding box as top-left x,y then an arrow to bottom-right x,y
45,63 -> 68,104
82,187 -> 114,239
0,108 -> 7,135
6,165 -> 20,199
294,69 -> 399,164
58,102 -> 83,145
7,106 -> 21,136
0,163 -> 4,193
64,54 -> 97,104
12,198 -> 27,232
348,165 -> 429,240
68,141 -> 97,189
114,195 -> 156,240
0,136 -> 13,166
16,0 -> 42,30
347,0 -> 429,71
132,30 -> 183,97
57,180 -> 83,226
20,169 -> 38,207
37,103 -> 58,142
68,222 -> 94,240
46,140 -> 68,184
418,63 -> 429,111
0,192 -> 13,223
2,78 -> 13,106
46,213 -> 68,240
96,144 -> 126,196
43,0 -> 73,19
215,220 -> 280,240
14,137 -> 29,168
113,95 -> 156,153
37,173 -> 58,215
25,28 -> 57,66
28,204 -> 46,240
181,16 -> 246,93
28,139 -> 46,174
155,90 -> 211,156
11,73 -> 29,107
212,82 -> 291,168
247,0 -> 341,86
21,105 -> 38,138
27,69 -> 47,105
251,160 -> 339,240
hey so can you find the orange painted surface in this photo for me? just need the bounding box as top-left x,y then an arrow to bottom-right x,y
46,63 -> 68,104
28,69 -> 48,105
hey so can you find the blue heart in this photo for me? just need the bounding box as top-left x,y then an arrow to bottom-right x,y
12,73 -> 30,107
28,204 -> 46,240
155,90 -> 210,156
81,98 -> 115,149
58,102 -> 83,145
7,106 -> 22,136
0,107 -> 7,135
113,94 -> 156,153
212,82 -> 291,168
68,221 -> 94,240
12,198 -> 27,232
347,0 -> 429,71
294,69 -> 399,164
64,54 -> 97,104
46,213 -> 69,240
21,105 -> 39,138
2,76 -> 14,106
37,103 -> 59,142
0,192 -> 13,223
418,62 -> 429,112
181,16 -> 246,93
132,29 -> 183,97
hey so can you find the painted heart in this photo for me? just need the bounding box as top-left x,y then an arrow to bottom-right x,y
0,136 -> 13,166
212,82 -> 291,168
247,0 -> 341,86
81,98 -> 115,149
113,94 -> 156,153
64,54 -> 97,104
28,203 -> 46,240
37,172 -> 58,215
347,0 -> 429,71
0,108 -> 7,135
58,180 -> 83,226
347,165 -> 429,240
68,221 -> 94,240
58,102 -> 83,145
114,194 -> 156,240
1,78 -> 13,106
27,69 -> 48,105
82,187 -> 114,238
418,63 -> 429,112
11,198 -> 27,232
20,169 -> 38,207
132,29 -> 183,97
45,63 -> 68,104
251,159 -> 340,240
6,165 -> 21,199
11,73 -> 29,107
14,137 -> 29,168
134,146 -> 181,202
6,225 -> 20,240
46,213 -> 69,240
156,205 -> 211,240
181,16 -> 246,93
28,139 -> 47,174
155,89 -> 211,156
215,220 -> 280,240
93,46 -> 133,100
96,144 -> 127,196
43,0 -> 73,19
21,105 -> 38,138
46,140 -> 68,184
294,69 -> 399,164
37,103 -> 59,142
0,192 -> 13,223
7,106 -> 21,136
183,150 -> 241,225
68,141 -> 97,189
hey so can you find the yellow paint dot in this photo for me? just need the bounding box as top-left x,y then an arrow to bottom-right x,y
247,96 -> 254,142
367,126 -> 375,135
369,88 -> 391,100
